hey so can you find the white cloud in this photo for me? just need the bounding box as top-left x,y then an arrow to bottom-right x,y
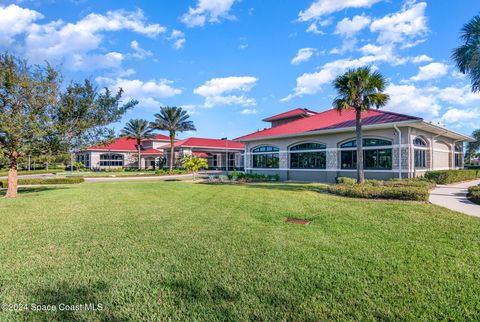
240,108 -> 258,115
334,15 -> 371,37
95,76 -> 182,108
0,4 -> 43,45
194,76 -> 258,108
429,85 -> 480,105
0,5 -> 165,71
299,0 -> 382,22
181,0 -> 236,28
370,1 -> 428,46
384,84 -> 441,117
440,108 -> 479,124
410,62 -> 448,81
291,48 -> 316,65
306,22 -> 325,35
411,54 -> 432,63
130,40 -> 152,59
168,30 -> 186,49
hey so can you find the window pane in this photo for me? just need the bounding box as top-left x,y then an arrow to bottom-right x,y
341,151 -> 356,169
364,150 -> 377,168
414,138 -> 427,146
290,151 -> 326,169
377,149 -> 392,169
252,146 -> 279,153
414,150 -> 426,168
290,143 -> 326,151
252,153 -> 279,168
340,140 -> 356,148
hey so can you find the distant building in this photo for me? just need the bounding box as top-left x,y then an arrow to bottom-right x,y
75,134 -> 244,170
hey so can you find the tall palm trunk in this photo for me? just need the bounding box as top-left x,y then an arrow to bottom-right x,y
5,150 -> 18,198
169,132 -> 175,171
355,108 -> 365,184
137,144 -> 142,170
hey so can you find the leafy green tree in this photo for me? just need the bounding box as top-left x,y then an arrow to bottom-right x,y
151,106 -> 196,171
452,15 -> 480,92
332,66 -> 390,183
465,129 -> 480,163
121,119 -> 155,169
54,79 -> 137,170
181,155 -> 208,181
0,53 -> 61,198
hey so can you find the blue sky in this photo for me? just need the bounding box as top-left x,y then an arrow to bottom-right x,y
1,0 -> 479,139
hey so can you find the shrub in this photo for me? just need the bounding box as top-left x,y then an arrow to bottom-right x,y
336,177 -> 357,185
226,171 -> 279,183
0,177 -> 84,188
424,170 -> 480,184
467,185 -> 480,205
327,184 -> 429,201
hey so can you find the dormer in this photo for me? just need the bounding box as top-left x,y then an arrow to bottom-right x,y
262,108 -> 317,127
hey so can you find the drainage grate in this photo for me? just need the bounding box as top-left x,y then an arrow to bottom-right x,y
284,218 -> 310,225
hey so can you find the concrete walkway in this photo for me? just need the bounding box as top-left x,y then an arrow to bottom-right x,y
429,179 -> 480,217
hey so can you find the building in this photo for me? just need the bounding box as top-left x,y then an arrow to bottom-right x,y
75,135 -> 244,170
161,137 -> 244,170
235,108 -> 475,183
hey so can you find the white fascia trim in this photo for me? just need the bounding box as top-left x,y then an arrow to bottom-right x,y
237,120 -> 420,142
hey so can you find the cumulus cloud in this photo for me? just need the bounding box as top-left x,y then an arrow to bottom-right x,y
0,4 -> 43,45
291,48 -> 316,65
168,30 -> 186,49
370,1 -> 428,46
298,0 -> 382,22
240,108 -> 258,115
181,0 -> 236,28
384,84 -> 441,117
95,76 -> 182,108
440,108 -> 479,124
193,76 -> 258,108
130,40 -> 153,59
411,54 -> 432,63
334,15 -> 371,37
0,4 -> 165,71
410,62 -> 448,81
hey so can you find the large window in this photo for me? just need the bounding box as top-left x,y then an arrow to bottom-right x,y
414,137 -> 427,169
290,143 -> 326,169
340,138 -> 392,170
455,144 -> 462,168
75,153 -> 90,167
99,153 -> 124,167
252,146 -> 279,168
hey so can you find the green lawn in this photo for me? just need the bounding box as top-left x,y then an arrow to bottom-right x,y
0,181 -> 479,320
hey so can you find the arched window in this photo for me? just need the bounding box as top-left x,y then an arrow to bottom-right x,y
251,146 -> 279,168
99,153 -> 124,167
340,138 -> 392,170
289,143 -> 326,169
414,137 -> 427,147
413,137 -> 427,169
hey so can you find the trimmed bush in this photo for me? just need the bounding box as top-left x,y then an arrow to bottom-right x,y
327,184 -> 429,201
227,171 -> 279,183
336,177 -> 357,185
0,177 -> 84,188
467,185 -> 480,205
424,170 -> 480,184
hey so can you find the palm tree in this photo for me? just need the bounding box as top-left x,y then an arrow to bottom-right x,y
452,15 -> 480,93
121,119 -> 155,169
151,106 -> 196,171
332,66 -> 390,183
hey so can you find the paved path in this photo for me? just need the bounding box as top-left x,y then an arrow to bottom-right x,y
429,179 -> 480,217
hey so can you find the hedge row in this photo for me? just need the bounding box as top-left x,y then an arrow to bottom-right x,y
467,185 -> 480,205
327,184 -> 430,201
227,171 -> 280,182
424,170 -> 480,184
0,177 -> 84,188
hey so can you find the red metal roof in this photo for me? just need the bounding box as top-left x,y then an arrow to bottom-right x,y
236,108 -> 422,141
192,152 -> 211,157
141,148 -> 164,155
151,134 -> 170,140
162,137 -> 244,150
262,108 -> 317,122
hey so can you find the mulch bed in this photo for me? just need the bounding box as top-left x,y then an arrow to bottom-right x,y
284,218 -> 310,225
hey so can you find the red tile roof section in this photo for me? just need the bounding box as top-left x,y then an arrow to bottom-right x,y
141,148 -> 164,155
151,134 -> 170,140
162,137 -> 244,149
87,137 -> 139,151
262,108 -> 317,122
236,108 -> 422,141
192,152 -> 211,157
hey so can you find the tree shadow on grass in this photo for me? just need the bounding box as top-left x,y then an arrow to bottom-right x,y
241,183 -> 328,194
25,281 -> 127,322
0,186 -> 71,197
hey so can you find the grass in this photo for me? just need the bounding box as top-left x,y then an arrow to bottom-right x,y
0,169 -> 64,177
0,181 -> 479,320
